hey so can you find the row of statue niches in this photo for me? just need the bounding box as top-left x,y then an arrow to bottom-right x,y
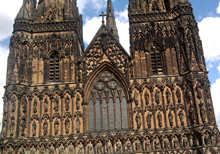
4,131 -> 217,154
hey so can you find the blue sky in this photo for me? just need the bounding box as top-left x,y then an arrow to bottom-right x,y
0,0 -> 220,129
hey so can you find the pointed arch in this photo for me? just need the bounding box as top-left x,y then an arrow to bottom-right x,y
84,62 -> 130,133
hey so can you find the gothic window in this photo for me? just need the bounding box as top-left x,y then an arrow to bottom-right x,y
150,43 -> 163,75
89,70 -> 128,132
49,51 -> 60,82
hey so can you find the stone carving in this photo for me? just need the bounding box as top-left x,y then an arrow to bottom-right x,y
30,146 -> 36,154
22,97 -> 27,113
176,88 -> 181,103
157,112 -> 162,128
87,141 -> 94,154
115,139 -> 123,153
173,135 -> 179,149
178,110 -> 185,126
155,89 -> 160,105
11,96 -> 16,113
59,143 -> 65,154
106,139 -> 113,153
10,117 -> 15,136
168,111 -> 174,127
144,137 -> 151,150
21,117 -> 26,136
33,98 -> 38,113
208,103 -> 214,123
146,113 -> 152,129
76,117 -> 81,134
211,133 -> 217,145
153,136 -> 161,150
44,98 -> 48,113
145,91 -> 150,105
7,146 -> 13,154
96,141 -> 103,154
124,138 -> 132,152
54,96 -> 59,112
49,145 -> 55,154
76,94 -> 81,110
54,118 -> 59,135
65,96 -> 70,111
134,91 -> 139,106
163,136 -> 170,149
181,135 -> 189,148
203,132 -> 211,146
196,83 -> 203,100
199,103 -> 206,123
77,142 -> 84,154
40,145 -> 45,154
19,146 -> 25,154
189,104 -> 195,125
189,135 -> 193,147
43,120 -> 48,136
32,120 -> 37,136
65,117 -> 70,134
68,143 -> 74,154
134,138 -> 142,151
166,89 -> 171,104
136,112 -> 142,129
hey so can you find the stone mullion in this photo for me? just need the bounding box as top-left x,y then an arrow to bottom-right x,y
120,96 -> 123,129
5,99 -> 9,137
140,90 -> 146,130
114,98 -> 117,129
61,95 -> 64,136
94,101 -> 97,131
192,85 -> 201,125
151,89 -> 157,130
71,95 -> 75,134
83,102 -> 89,133
50,96 -> 53,136
100,97 -> 103,131
183,86 -> 190,127
202,84 -> 209,124
39,97 -> 43,136
161,88 -> 168,128
107,101 -> 110,130
28,97 -> 32,138
171,87 -> 179,128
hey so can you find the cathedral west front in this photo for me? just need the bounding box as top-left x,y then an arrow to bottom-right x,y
0,0 -> 220,153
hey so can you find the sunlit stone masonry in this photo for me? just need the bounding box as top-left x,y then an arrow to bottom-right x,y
0,0 -> 219,153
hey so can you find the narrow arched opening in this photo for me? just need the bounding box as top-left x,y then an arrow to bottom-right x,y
49,51 -> 60,82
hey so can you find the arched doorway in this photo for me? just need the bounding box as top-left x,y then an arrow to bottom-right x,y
88,70 -> 128,132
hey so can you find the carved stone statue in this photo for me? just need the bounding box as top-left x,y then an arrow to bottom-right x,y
134,91 -> 139,106
136,112 -> 142,129
145,91 -> 150,105
54,118 -> 59,135
76,117 -> 81,134
211,133 -> 217,145
59,143 -> 65,154
19,146 -> 25,154
77,142 -> 84,154
8,146 -> 13,154
54,97 -> 59,112
176,88 -> 181,103
49,145 -> 55,154
65,96 -> 70,111
173,135 -> 179,149
10,119 -> 15,136
43,120 -> 48,136
124,138 -> 132,152
181,135 -> 189,148
115,139 -> 123,153
44,98 -> 48,113
106,139 -> 113,153
40,145 -> 45,154
168,111 -> 174,127
30,146 -> 36,154
11,97 -> 16,113
153,136 -> 160,150
146,113 -> 152,129
134,138 -> 141,151
155,89 -> 160,105
189,104 -> 195,125
65,117 -> 70,134
22,97 -> 27,113
157,112 -> 162,128
32,120 -> 37,136
203,132 -> 211,146
166,89 -> 171,104
76,94 -> 81,110
96,141 -> 103,154
199,103 -> 206,123
163,136 -> 170,149
68,143 -> 74,154
178,110 -> 185,126
208,103 -> 214,123
196,83 -> 203,100
87,141 -> 94,154
33,98 -> 38,113
21,117 -> 26,136
144,137 -> 151,150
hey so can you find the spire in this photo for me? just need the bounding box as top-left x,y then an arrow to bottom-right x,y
16,0 -> 36,21
106,0 -> 119,41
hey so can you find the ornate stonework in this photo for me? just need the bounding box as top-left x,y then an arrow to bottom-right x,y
0,0 -> 220,153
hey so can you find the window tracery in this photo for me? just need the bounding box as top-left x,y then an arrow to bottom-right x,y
88,70 -> 128,132
49,51 -> 60,82
150,43 -> 163,75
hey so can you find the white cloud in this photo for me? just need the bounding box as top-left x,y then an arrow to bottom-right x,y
0,46 -> 8,132
211,78 -> 220,127
198,17 -> 220,62
217,2 -> 220,14
78,0 -> 108,14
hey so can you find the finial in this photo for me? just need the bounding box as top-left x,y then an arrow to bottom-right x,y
99,11 -> 107,25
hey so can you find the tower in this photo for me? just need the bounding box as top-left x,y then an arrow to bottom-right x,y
1,0 -> 220,153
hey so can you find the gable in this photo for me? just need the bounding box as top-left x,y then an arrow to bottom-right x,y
82,25 -> 131,81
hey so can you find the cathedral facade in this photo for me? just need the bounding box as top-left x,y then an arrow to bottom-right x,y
0,0 -> 220,153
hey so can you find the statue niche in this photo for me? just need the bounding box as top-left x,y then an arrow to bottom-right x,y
88,70 -> 128,132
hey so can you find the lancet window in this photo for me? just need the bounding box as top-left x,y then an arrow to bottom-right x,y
150,43 -> 163,75
88,70 -> 128,132
49,51 -> 60,82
